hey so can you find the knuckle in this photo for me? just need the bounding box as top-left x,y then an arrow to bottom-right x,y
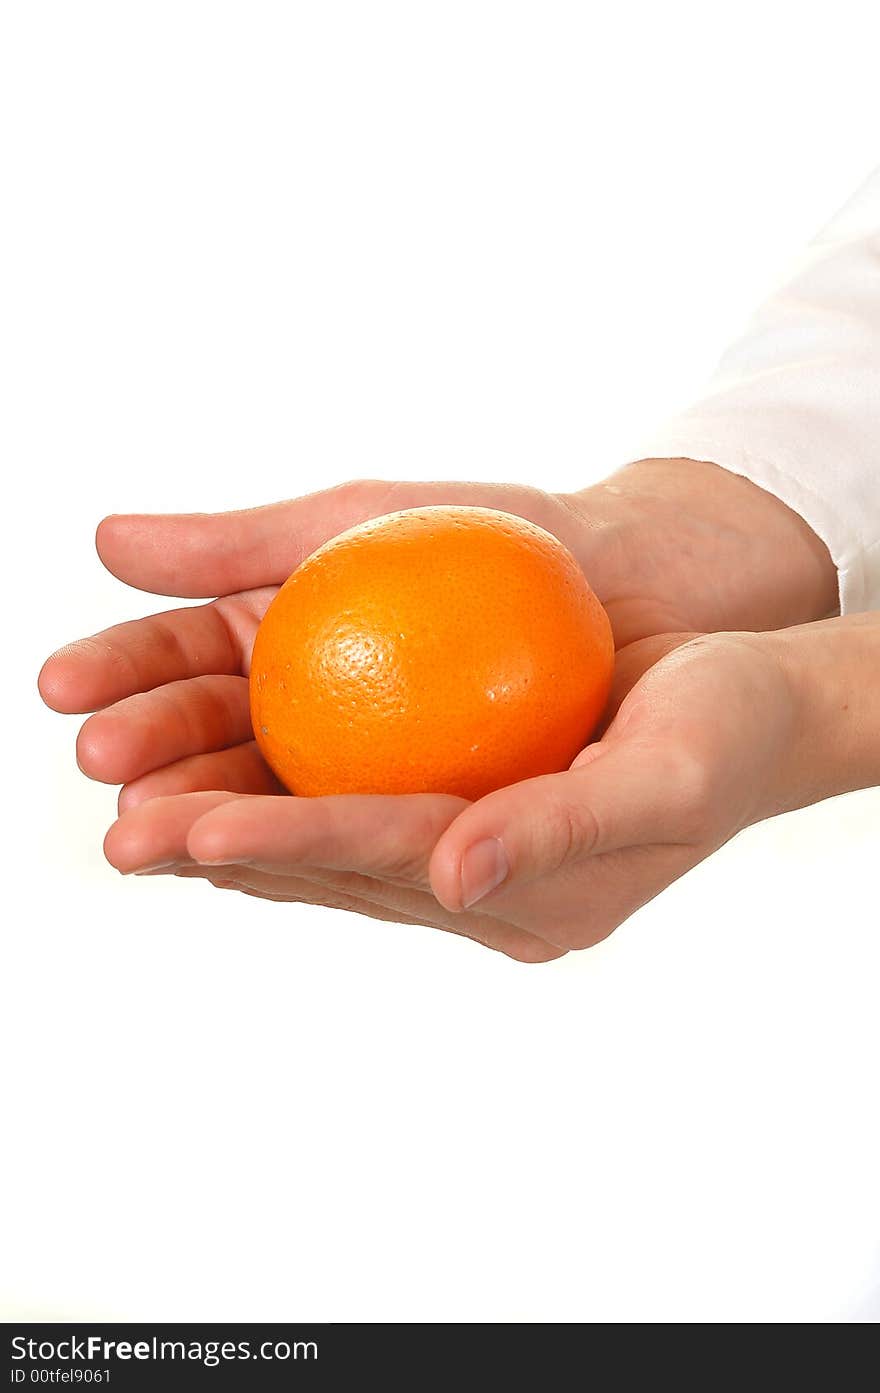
327,479 -> 402,533
549,919 -> 591,952
669,746 -> 714,840
541,795 -> 601,872
505,941 -> 569,965
552,914 -> 616,953
335,477 -> 391,506
336,476 -> 382,492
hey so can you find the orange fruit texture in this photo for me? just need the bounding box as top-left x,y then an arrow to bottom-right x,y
249,506 -> 614,801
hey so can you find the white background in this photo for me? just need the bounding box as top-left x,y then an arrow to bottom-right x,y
2,1 -> 879,1322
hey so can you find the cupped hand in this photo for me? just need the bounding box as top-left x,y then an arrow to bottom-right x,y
94,629 -> 796,961
40,480 -> 596,811
32,479 -> 648,819
38,467 -> 826,961
37,463 -> 834,814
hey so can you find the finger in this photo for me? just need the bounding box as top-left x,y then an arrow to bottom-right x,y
38,595 -> 271,714
185,791 -> 468,886
429,739 -> 697,913
118,741 -> 284,812
232,862 -> 557,958
93,479 -> 566,599
172,863 -> 563,962
94,482 -> 397,598
77,675 -> 253,785
120,796 -> 562,961
104,791 -> 242,873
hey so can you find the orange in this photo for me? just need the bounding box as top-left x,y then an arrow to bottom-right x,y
249,506 -> 614,800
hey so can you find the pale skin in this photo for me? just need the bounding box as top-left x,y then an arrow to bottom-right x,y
38,459 -> 880,963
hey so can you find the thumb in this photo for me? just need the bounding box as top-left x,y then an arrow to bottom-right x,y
429,738 -> 694,912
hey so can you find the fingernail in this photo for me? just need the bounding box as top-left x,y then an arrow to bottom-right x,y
130,859 -> 179,876
460,837 -> 509,909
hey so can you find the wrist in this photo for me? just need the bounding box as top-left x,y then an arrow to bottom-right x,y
565,457 -> 839,633
749,614 -> 880,817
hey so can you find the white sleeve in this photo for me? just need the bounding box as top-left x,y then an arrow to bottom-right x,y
635,167 -> 880,615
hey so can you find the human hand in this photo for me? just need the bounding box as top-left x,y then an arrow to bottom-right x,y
38,463 -> 841,954
38,461 -> 836,816
93,627 -> 808,961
